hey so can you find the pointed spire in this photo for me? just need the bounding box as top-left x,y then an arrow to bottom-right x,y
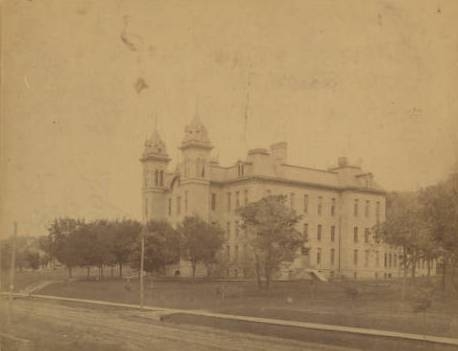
142,112 -> 170,161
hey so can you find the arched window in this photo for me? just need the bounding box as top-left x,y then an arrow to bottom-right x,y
159,170 -> 164,186
154,170 -> 159,186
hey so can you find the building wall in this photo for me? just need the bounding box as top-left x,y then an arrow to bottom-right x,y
141,126 -> 436,280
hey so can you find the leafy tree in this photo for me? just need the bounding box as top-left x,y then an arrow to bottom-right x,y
374,192 -> 426,298
237,195 -> 303,289
130,220 -> 180,274
420,172 -> 458,292
48,217 -> 85,276
110,219 -> 141,277
37,235 -> 53,268
178,216 -> 224,280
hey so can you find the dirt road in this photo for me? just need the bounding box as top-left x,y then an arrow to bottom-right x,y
0,298 -> 354,351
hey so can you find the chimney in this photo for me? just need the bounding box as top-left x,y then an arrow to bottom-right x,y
270,142 -> 287,163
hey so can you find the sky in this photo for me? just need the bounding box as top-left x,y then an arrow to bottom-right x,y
1,0 -> 457,236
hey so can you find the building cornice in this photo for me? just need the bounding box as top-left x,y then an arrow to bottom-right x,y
140,154 -> 171,162
209,175 -> 386,195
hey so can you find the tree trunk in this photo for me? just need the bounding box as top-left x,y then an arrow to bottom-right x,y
427,258 -> 431,278
192,261 -> 197,280
442,259 -> 447,291
265,265 -> 271,290
87,266 -> 90,280
401,247 -> 407,301
411,253 -> 416,281
119,263 -> 123,278
254,254 -> 263,289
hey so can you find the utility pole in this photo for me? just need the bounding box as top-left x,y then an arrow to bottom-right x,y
0,237 -> 2,291
139,225 -> 145,310
8,222 -> 17,326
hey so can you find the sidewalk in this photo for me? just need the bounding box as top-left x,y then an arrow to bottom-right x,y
2,291 -> 458,347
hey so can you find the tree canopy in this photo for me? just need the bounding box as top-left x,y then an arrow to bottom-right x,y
237,195 -> 303,289
178,215 -> 224,279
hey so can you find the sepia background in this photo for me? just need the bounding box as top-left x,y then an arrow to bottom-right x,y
1,0 -> 457,236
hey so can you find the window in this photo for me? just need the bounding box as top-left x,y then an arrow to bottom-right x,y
317,224 -> 322,241
330,225 -> 336,242
365,200 -> 370,218
145,198 -> 149,219
235,221 -> 239,238
184,160 -> 189,177
331,198 -> 336,216
364,250 -> 369,267
168,198 -> 172,216
235,191 -> 240,209
176,196 -> 182,215
393,254 -> 397,267
211,193 -> 216,211
290,193 -> 295,209
330,248 -> 335,266
227,193 -> 232,212
303,194 -> 309,213
353,226 -> 359,243
244,189 -> 248,206
316,248 -> 321,265
364,228 -> 370,243
303,223 -> 309,241
354,249 -> 358,266
238,163 -> 244,177
317,196 -> 322,216
226,222 -> 231,240
384,253 -> 387,268
376,201 -> 381,222
226,245 -> 230,259
185,191 -> 188,213
235,245 -> 239,260
155,170 -> 159,186
354,199 -> 359,217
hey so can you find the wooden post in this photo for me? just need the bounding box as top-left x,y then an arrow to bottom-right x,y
139,226 -> 145,309
0,238 -> 2,291
8,222 -> 17,326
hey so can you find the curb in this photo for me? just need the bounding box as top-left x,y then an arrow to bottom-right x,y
2,292 -> 458,347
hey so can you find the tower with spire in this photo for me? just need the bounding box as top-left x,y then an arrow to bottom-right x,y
178,112 -> 213,218
141,126 -> 170,222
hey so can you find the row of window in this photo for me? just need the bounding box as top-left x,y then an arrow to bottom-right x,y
168,192 -> 189,216
286,192 -> 381,220
145,170 -> 165,187
225,221 -> 246,241
314,248 -> 399,268
354,199 -> 381,219
304,224 -> 374,244
303,224 -> 336,242
183,159 -> 206,178
226,243 -> 247,261
212,190 -> 249,212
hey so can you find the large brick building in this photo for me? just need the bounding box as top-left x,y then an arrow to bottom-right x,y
141,115 -> 430,280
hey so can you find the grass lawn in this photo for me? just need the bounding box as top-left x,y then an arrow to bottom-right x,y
36,275 -> 458,339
